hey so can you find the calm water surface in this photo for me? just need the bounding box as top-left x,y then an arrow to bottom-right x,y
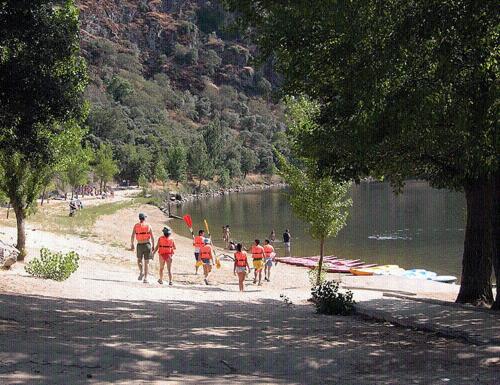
171,180 -> 466,276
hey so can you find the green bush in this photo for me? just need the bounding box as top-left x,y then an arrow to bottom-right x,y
307,265 -> 328,286
25,248 -> 80,281
311,280 -> 355,315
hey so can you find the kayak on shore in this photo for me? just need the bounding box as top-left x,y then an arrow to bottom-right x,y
275,256 -> 457,283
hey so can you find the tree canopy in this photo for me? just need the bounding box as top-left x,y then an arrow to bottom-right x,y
225,0 -> 499,306
0,0 -> 88,257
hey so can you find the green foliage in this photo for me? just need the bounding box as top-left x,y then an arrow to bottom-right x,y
240,147 -> 258,178
276,152 -> 351,241
189,139 -> 214,186
93,144 -> 118,190
25,248 -> 80,281
225,0 -> 499,305
308,265 -> 328,287
107,75 -> 134,102
0,0 -> 88,255
153,162 -> 168,185
218,169 -> 231,188
174,44 -> 198,65
81,3 -> 288,187
167,145 -> 187,185
138,174 -> 148,196
312,281 -> 355,316
202,119 -> 226,169
63,147 -> 92,193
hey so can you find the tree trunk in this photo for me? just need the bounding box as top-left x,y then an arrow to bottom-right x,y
40,186 -> 46,206
6,203 -> 10,219
456,181 -> 494,305
316,237 -> 325,286
99,180 -> 103,195
13,204 -> 26,261
491,172 -> 500,310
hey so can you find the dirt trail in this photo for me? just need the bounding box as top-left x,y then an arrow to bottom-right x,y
0,197 -> 497,384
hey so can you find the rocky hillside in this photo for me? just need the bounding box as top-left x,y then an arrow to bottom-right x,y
77,0 -> 288,185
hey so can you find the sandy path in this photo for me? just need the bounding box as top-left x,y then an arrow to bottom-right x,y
1,200 -> 496,384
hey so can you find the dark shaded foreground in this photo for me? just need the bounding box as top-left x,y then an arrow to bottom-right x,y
0,294 -> 498,385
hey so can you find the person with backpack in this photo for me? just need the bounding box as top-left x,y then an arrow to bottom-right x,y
153,227 -> 176,285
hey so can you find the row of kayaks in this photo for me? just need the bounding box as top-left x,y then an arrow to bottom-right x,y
275,256 -> 457,283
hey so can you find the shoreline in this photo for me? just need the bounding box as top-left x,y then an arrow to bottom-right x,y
159,182 -> 287,210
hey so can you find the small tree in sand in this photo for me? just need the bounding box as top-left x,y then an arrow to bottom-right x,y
276,152 -> 352,286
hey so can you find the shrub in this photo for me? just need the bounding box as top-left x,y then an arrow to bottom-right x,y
307,265 -> 328,286
25,248 -> 80,281
311,280 -> 355,316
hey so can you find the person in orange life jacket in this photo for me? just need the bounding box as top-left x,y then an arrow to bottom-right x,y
233,243 -> 250,292
193,229 -> 205,275
153,227 -> 176,285
200,237 -> 215,285
263,239 -> 275,282
251,239 -> 265,286
130,213 -> 154,283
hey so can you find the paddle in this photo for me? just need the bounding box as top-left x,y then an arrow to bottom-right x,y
203,218 -> 210,237
183,214 -> 194,239
203,218 -> 221,269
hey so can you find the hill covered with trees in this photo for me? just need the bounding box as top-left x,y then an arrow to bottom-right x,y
78,0 -> 288,187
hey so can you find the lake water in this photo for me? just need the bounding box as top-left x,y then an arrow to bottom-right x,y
170,180 -> 466,277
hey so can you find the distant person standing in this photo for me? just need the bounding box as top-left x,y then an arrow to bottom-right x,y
193,230 -> 205,275
130,213 -> 154,283
223,225 -> 231,247
233,243 -> 250,292
263,239 -> 275,282
153,227 -> 176,285
283,229 -> 291,257
270,229 -> 276,244
251,239 -> 265,286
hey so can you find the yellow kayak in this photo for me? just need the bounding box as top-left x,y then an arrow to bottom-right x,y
350,265 -> 401,276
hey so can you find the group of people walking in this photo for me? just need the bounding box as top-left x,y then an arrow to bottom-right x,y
130,212 -> 291,291
130,213 -> 175,285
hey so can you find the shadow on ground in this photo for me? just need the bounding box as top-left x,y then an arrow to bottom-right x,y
0,294 -> 498,385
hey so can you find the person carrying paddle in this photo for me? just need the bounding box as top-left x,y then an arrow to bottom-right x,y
153,227 -> 176,285
263,239 -> 275,282
130,213 -> 154,283
193,230 -> 205,275
251,239 -> 265,286
200,237 -> 215,285
233,243 -> 250,291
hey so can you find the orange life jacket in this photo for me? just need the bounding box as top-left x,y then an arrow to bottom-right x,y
193,235 -> 205,249
158,236 -> 175,256
134,222 -> 151,242
263,244 -> 274,258
235,251 -> 247,267
251,245 -> 265,260
200,244 -> 212,260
